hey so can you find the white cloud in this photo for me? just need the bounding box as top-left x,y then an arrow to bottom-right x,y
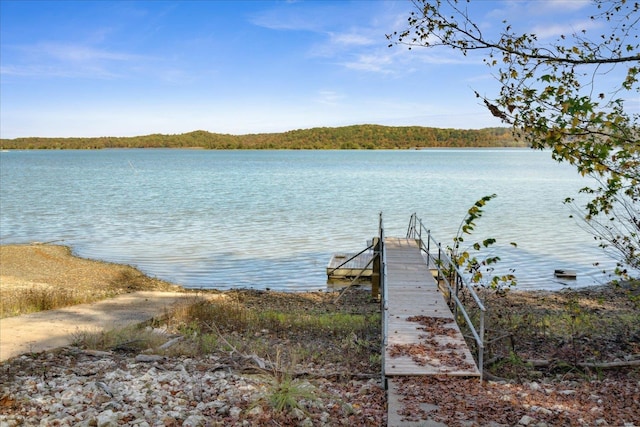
1,42 -> 154,79
41,43 -> 141,62
343,51 -> 395,73
538,0 -> 591,12
315,90 -> 345,106
11,42 -> 147,64
531,18 -> 602,40
485,0 -> 595,36
249,6 -> 326,32
329,32 -> 375,47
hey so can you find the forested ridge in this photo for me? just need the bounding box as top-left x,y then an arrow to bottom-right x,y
0,125 -> 524,149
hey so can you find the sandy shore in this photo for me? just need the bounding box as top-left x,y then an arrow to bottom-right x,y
1,244 -> 181,296
1,244 -> 197,361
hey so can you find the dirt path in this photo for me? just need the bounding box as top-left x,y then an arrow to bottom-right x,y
0,244 -> 200,361
0,291 -> 198,362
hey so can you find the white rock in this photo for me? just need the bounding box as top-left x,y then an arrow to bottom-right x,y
96,409 -> 118,427
0,416 -> 23,427
519,415 -> 534,426
183,415 -> 207,427
291,407 -> 306,420
166,410 -> 182,419
135,354 -> 164,363
246,406 -> 264,417
95,381 -> 114,397
60,389 -> 77,406
531,406 -> 553,416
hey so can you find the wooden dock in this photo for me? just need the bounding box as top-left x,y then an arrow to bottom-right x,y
383,237 -> 480,426
326,252 -> 373,280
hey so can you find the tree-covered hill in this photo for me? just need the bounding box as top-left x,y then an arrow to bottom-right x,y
0,124 -> 524,150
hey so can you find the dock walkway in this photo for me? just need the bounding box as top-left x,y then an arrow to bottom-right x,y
383,237 -> 480,426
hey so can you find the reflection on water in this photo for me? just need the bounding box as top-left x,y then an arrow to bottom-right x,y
0,149 -> 630,291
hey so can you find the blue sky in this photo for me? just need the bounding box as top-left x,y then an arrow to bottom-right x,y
0,0 -> 608,138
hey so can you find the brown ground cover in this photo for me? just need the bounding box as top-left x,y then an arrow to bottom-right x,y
478,284 -> 640,376
1,244 -> 181,317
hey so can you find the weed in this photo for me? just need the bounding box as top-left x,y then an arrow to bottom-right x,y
259,349 -> 318,413
267,375 -> 316,413
71,325 -> 167,352
369,353 -> 382,365
1,286 -> 119,318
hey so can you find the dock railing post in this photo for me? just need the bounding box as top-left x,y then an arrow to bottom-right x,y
453,274 -> 460,320
438,242 -> 449,305
372,237 -> 381,300
378,212 -> 388,388
479,310 -> 485,381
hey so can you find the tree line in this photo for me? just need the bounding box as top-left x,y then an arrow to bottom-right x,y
0,125 -> 524,150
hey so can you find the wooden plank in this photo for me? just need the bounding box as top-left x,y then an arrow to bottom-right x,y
386,378 -> 447,427
326,252 -> 373,278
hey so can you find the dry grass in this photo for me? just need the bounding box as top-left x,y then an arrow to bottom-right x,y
72,288 -> 382,376
0,244 -> 182,318
1,285 -> 120,317
455,282 -> 640,379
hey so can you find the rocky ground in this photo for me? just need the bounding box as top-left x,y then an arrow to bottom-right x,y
1,335 -> 638,427
0,346 -> 385,427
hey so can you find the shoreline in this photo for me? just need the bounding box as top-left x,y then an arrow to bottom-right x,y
1,242 -> 621,297
1,244 -> 638,426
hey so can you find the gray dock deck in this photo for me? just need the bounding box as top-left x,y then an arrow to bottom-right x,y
326,252 -> 373,279
383,237 -> 480,426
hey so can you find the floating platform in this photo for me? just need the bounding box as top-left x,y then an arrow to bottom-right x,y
554,269 -> 577,279
326,252 -> 374,280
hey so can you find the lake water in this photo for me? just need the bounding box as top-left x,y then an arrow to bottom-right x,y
0,149 -> 627,291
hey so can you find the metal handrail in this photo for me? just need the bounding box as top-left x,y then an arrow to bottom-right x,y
378,212 -> 388,387
406,213 -> 486,378
326,243 -> 374,276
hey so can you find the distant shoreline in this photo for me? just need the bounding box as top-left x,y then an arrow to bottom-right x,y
0,145 -> 531,151
0,124 -> 525,150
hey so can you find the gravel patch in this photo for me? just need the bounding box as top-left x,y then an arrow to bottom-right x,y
0,348 -> 386,426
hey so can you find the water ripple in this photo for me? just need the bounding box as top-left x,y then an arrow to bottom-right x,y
1,149 -> 632,291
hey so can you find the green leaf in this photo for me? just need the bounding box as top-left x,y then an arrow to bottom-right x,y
483,238 -> 497,247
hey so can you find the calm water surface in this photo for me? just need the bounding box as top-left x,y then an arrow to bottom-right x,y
0,149 -> 626,291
